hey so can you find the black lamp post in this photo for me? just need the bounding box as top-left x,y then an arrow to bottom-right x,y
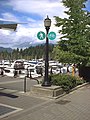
42,15 -> 51,87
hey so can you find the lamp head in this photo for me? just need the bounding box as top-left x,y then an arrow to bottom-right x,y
44,15 -> 51,28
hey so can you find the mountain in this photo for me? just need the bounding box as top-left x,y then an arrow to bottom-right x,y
0,47 -> 13,52
13,42 -> 39,48
13,41 -> 56,49
13,42 -> 45,48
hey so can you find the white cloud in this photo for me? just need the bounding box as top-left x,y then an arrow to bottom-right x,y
0,29 -> 11,35
0,0 -> 67,48
0,18 -> 61,48
8,0 -> 67,18
0,0 -> 90,49
1,12 -> 19,22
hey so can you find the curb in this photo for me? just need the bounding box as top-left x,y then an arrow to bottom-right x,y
70,82 -> 89,92
55,82 -> 89,100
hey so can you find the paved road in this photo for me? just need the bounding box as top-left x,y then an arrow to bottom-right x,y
0,76 -> 42,92
21,84 -> 90,120
0,78 -> 90,120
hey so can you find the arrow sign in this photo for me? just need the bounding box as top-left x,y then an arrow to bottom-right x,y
37,31 -> 45,40
48,31 -> 56,40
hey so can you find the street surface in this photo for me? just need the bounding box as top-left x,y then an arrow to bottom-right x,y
0,75 -> 90,120
0,76 -> 41,92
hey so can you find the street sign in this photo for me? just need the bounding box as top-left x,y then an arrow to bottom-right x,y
37,31 -> 45,40
48,31 -> 56,40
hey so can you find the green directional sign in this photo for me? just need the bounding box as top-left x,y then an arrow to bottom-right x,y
48,31 -> 56,40
37,31 -> 45,40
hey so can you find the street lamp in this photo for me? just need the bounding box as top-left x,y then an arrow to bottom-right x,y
42,15 -> 51,86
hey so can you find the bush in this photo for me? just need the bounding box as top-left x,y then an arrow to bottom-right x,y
51,74 -> 84,92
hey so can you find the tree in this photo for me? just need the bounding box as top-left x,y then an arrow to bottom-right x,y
0,44 -> 54,60
54,0 -> 90,66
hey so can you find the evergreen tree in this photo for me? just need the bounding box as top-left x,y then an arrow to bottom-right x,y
54,0 -> 90,65
0,44 -> 54,60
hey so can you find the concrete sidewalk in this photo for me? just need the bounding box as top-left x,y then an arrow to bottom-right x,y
1,84 -> 90,120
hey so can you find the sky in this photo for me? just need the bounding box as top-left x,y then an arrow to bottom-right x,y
0,0 -> 90,49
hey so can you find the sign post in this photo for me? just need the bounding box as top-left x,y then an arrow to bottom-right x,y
37,31 -> 56,40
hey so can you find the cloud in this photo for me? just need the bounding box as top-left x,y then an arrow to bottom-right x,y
1,12 -> 19,22
0,0 -> 67,48
8,0 -> 67,18
0,21 -> 60,49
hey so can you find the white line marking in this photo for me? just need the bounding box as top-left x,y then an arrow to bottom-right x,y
0,103 -> 23,119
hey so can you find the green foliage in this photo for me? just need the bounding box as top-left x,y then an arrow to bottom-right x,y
51,74 -> 84,91
54,0 -> 90,66
52,45 -> 86,64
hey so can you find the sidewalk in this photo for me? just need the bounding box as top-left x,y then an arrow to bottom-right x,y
1,84 -> 90,120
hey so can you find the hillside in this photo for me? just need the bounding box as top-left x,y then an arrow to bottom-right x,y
0,47 -> 13,53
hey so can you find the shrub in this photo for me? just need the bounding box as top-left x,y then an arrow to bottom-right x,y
51,74 -> 84,92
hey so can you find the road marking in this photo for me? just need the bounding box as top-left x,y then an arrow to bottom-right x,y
0,103 -> 23,119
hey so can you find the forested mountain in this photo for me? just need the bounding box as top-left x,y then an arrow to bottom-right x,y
0,44 -> 54,60
0,47 -> 12,52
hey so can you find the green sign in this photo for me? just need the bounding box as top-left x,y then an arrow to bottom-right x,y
48,31 -> 56,40
37,31 -> 45,40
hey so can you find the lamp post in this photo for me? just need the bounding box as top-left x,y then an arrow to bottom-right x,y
42,15 -> 51,86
